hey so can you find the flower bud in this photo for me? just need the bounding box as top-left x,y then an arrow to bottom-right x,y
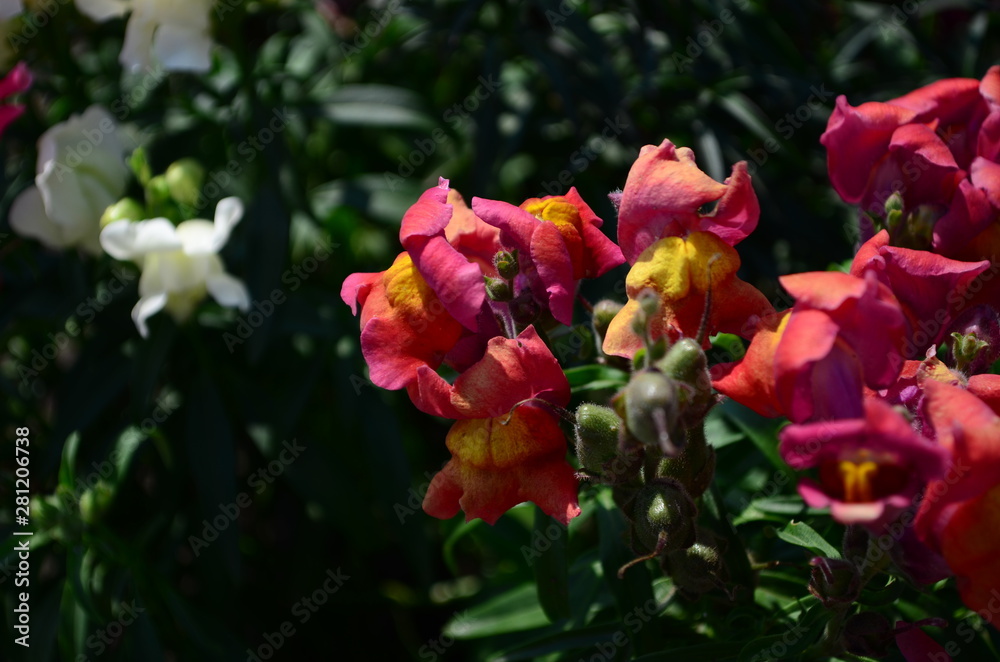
592,299 -> 623,343
100,197 -> 145,228
630,479 -> 697,555
146,174 -> 172,209
80,480 -> 115,525
637,288 -> 660,317
622,371 -> 682,455
947,305 -> 1000,374
657,337 -> 713,424
841,612 -> 894,658
666,536 -> 728,597
808,556 -> 861,607
574,404 -> 622,474
653,427 -> 716,498
484,275 -> 513,302
165,158 -> 206,209
494,249 -> 519,280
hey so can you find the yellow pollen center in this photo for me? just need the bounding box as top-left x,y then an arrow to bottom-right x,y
839,460 -> 878,503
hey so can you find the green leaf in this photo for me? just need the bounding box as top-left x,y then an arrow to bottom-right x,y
495,623 -> 624,661
59,431 -> 81,490
532,506 -> 570,622
111,426 -> 148,484
324,85 -> 433,128
777,521 -> 841,559
443,582 -> 549,639
563,365 -> 629,391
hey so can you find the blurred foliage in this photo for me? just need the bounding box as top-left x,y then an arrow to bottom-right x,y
1,0 -> 999,660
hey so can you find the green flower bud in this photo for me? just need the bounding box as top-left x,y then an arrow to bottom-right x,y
165,158 -> 206,209
100,198 -> 145,228
574,404 -> 622,474
80,480 -> 115,525
883,191 -> 904,215
494,249 -> 519,280
630,479 -> 697,555
637,288 -> 660,317
666,536 -> 728,596
623,371 -> 682,454
592,299 -> 623,342
653,427 -> 716,498
484,275 -> 513,302
657,337 -> 714,424
146,174 -> 172,208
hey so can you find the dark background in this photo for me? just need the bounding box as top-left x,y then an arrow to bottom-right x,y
2,0 -> 999,659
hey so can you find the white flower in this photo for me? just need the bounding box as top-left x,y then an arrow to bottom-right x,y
0,0 -> 21,20
9,105 -> 130,254
75,0 -> 214,73
100,197 -> 251,338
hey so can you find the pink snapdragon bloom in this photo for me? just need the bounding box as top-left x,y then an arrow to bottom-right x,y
472,188 -> 624,325
411,327 -> 580,525
779,397 -> 949,529
895,620 -> 953,662
914,380 -> 1000,621
0,62 -> 31,137
342,179 -> 502,392
615,139 -> 759,263
714,271 -> 909,422
851,230 -> 992,357
821,67 -> 1000,255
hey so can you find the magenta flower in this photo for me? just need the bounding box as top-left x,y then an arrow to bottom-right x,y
615,139 -> 759,264
472,188 -> 623,325
0,62 -> 31,137
780,398 -> 949,528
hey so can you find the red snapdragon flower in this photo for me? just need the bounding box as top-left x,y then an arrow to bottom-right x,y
780,397 -> 948,528
914,380 -> 1000,619
851,230 -> 992,356
714,271 -> 909,422
601,140 -> 771,356
0,62 -> 31,137
821,67 -> 1000,256
410,326 -> 580,525
472,188 -> 624,326
342,180 -> 502,392
615,139 -> 759,263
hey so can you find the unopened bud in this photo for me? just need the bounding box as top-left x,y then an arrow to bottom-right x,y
80,480 -> 115,525
484,275 -> 513,302
494,249 -> 519,280
509,292 -> 540,326
666,536 -> 728,596
631,479 -> 697,555
947,305 -> 1000,374
100,198 -> 145,228
592,299 -> 623,342
637,288 -> 660,317
623,371 -> 682,455
574,404 -> 622,474
657,337 -> 713,424
165,158 -> 206,209
808,556 -> 860,607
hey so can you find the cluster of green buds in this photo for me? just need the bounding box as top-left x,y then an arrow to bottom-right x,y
100,149 -> 208,229
574,290 -> 728,596
880,191 -> 938,251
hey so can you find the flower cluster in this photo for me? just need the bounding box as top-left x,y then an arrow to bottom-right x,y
343,178 -> 623,524
344,71 -> 1000,649
717,68 -> 1000,622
